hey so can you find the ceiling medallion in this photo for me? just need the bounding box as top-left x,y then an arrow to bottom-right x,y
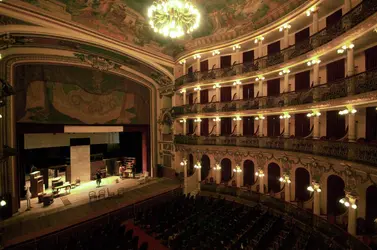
148,0 -> 200,39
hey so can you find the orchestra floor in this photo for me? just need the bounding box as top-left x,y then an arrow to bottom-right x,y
1,176 -> 180,248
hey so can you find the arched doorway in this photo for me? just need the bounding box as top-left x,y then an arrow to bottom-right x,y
188,154 -> 194,176
327,175 -> 346,216
268,163 -> 280,193
201,155 -> 210,180
243,160 -> 255,186
366,185 -> 377,232
221,158 -> 232,182
295,168 -> 310,201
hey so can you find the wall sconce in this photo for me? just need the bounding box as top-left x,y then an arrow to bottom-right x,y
213,164 -> 221,170
0,114 -> 2,119
279,23 -> 291,32
233,116 -> 242,121
279,69 -> 290,75
193,54 -> 201,59
232,44 -> 241,50
279,113 -> 291,119
255,76 -> 265,81
180,89 -> 186,94
194,161 -> 202,169
179,59 -> 186,64
307,182 -> 321,192
339,197 -> 357,209
213,83 -> 221,89
180,159 -> 187,166
213,117 -> 221,122
254,36 -> 265,44
306,6 -> 316,16
233,165 -> 242,173
194,118 -> 202,123
307,58 -> 321,66
212,50 -> 220,56
179,118 -> 187,123
255,169 -> 265,177
255,115 -> 265,121
233,80 -> 242,85
279,175 -> 291,183
194,86 -> 201,91
337,44 -> 354,54
339,108 -> 357,115
307,111 -> 321,117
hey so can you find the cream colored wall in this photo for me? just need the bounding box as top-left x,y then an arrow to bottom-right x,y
318,64 -> 327,84
354,51 -> 365,74
289,116 -> 295,136
288,75 -> 295,92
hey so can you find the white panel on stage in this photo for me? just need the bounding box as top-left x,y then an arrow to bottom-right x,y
70,145 -> 91,182
64,126 -> 123,133
24,133 -> 120,149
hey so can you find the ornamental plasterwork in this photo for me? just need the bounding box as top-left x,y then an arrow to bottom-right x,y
0,33 -> 33,50
175,144 -> 377,186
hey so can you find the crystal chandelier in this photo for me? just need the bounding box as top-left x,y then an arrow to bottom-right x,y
147,0 -> 200,39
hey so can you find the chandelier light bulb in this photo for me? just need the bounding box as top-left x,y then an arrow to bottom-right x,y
180,89 -> 186,93
179,119 -> 186,123
179,59 -> 186,64
339,198 -> 345,204
279,177 -> 284,182
317,188 -> 321,193
213,117 -> 221,122
193,54 -> 201,59
233,80 -> 242,85
351,109 -> 357,114
213,83 -> 221,89
307,186 -> 314,192
194,86 -> 201,91
344,201 -> 350,207
0,114 -> 2,119
232,44 -> 241,50
194,118 -> 202,123
212,50 -> 220,56
148,0 -> 200,39
337,49 -> 345,54
352,204 -> 357,209
0,200 -> 6,207
349,44 -> 355,49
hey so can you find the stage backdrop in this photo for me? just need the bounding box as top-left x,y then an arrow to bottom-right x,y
14,64 -> 150,125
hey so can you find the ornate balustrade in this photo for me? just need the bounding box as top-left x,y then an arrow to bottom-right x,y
200,184 -> 369,250
174,135 -> 377,166
175,0 -> 377,87
172,68 -> 377,116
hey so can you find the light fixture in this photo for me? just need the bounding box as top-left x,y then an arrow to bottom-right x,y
307,58 -> 321,66
233,116 -> 242,121
213,164 -> 221,170
193,54 -> 201,59
307,182 -> 321,192
255,169 -> 265,177
339,108 -> 357,115
279,175 -> 291,183
255,76 -> 265,81
337,44 -> 354,54
148,0 -> 200,38
0,114 -> 2,119
233,165 -> 242,173
279,69 -> 290,75
213,83 -> 221,89
179,59 -> 186,64
339,196 -> 357,209
279,23 -> 291,32
255,115 -> 265,121
279,113 -> 291,119
179,118 -> 187,123
0,199 -> 6,207
194,161 -> 202,169
254,36 -> 265,44
232,44 -> 241,50
233,80 -> 242,85
194,86 -> 201,91
307,111 -> 321,117
180,159 -> 187,166
306,6 -> 316,16
212,117 -> 221,122
212,50 -> 220,56
194,118 -> 202,123
180,89 -> 186,94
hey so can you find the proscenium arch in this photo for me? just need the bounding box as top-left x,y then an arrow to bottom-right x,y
295,168 -> 311,201
201,154 -> 210,180
327,175 -> 346,216
243,160 -> 255,186
221,158 -> 232,183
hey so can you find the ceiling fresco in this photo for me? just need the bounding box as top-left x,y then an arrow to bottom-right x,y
19,0 -> 303,57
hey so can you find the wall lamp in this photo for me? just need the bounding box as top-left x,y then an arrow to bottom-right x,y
255,115 -> 265,121
339,108 -> 357,115
307,59 -> 321,66
194,161 -> 202,169
279,23 -> 291,32
255,76 -> 265,81
254,36 -> 265,44
180,89 -> 186,94
193,54 -> 201,59
213,164 -> 221,170
306,6 -> 316,16
179,119 -> 187,123
233,165 -> 242,173
212,50 -> 220,56
337,44 -> 354,54
213,83 -> 221,89
279,69 -> 290,75
307,111 -> 321,117
179,59 -> 186,64
233,80 -> 242,85
279,175 -> 291,183
233,116 -> 242,121
213,117 -> 221,122
194,118 -> 202,123
307,182 -> 321,192
194,86 -> 201,91
339,197 -> 357,209
279,113 -> 291,119
232,44 -> 241,50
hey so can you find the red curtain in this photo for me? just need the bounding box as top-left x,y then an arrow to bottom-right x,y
243,117 -> 255,136
220,86 -> 232,102
295,113 -> 310,137
267,115 -> 280,137
295,70 -> 310,91
267,79 -> 280,96
242,84 -> 254,100
220,55 -> 232,68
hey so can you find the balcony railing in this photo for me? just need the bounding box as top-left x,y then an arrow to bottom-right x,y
172,68 -> 377,116
200,184 -> 369,250
175,0 -> 377,87
174,135 -> 377,167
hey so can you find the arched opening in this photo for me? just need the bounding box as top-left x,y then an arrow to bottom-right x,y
327,175 -> 346,216
295,168 -> 310,201
268,163 -> 280,193
243,160 -> 255,186
188,154 -> 194,177
221,158 -> 232,183
366,185 -> 377,232
201,155 -> 210,180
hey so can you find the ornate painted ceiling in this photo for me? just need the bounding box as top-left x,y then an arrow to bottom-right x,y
19,0 -> 305,57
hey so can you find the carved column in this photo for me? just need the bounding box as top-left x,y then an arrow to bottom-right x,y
313,116 -> 320,139
235,84 -> 241,100
347,47 -> 355,77
284,117 -> 290,138
182,119 -> 187,135
182,61 -> 187,75
313,63 -> 320,86
344,0 -> 352,13
347,193 -> 358,235
195,119 -> 201,136
348,112 -> 356,142
181,158 -> 188,195
313,182 -> 321,216
283,28 -> 289,49
312,10 -> 319,33
195,161 -> 201,191
215,87 -> 220,102
256,169 -> 265,194
215,163 -> 221,184
215,118 -> 221,136
196,88 -> 201,104
258,80 -> 264,97
234,165 -> 242,188
257,40 -> 263,58
283,73 -> 289,93
259,118 -> 264,137
182,90 -> 187,105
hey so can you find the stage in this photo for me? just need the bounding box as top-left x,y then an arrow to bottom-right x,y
1,176 -> 181,248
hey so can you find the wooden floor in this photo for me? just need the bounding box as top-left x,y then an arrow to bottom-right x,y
0,177 -> 180,248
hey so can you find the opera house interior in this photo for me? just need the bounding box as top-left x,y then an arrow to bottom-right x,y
1,0 -> 377,249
